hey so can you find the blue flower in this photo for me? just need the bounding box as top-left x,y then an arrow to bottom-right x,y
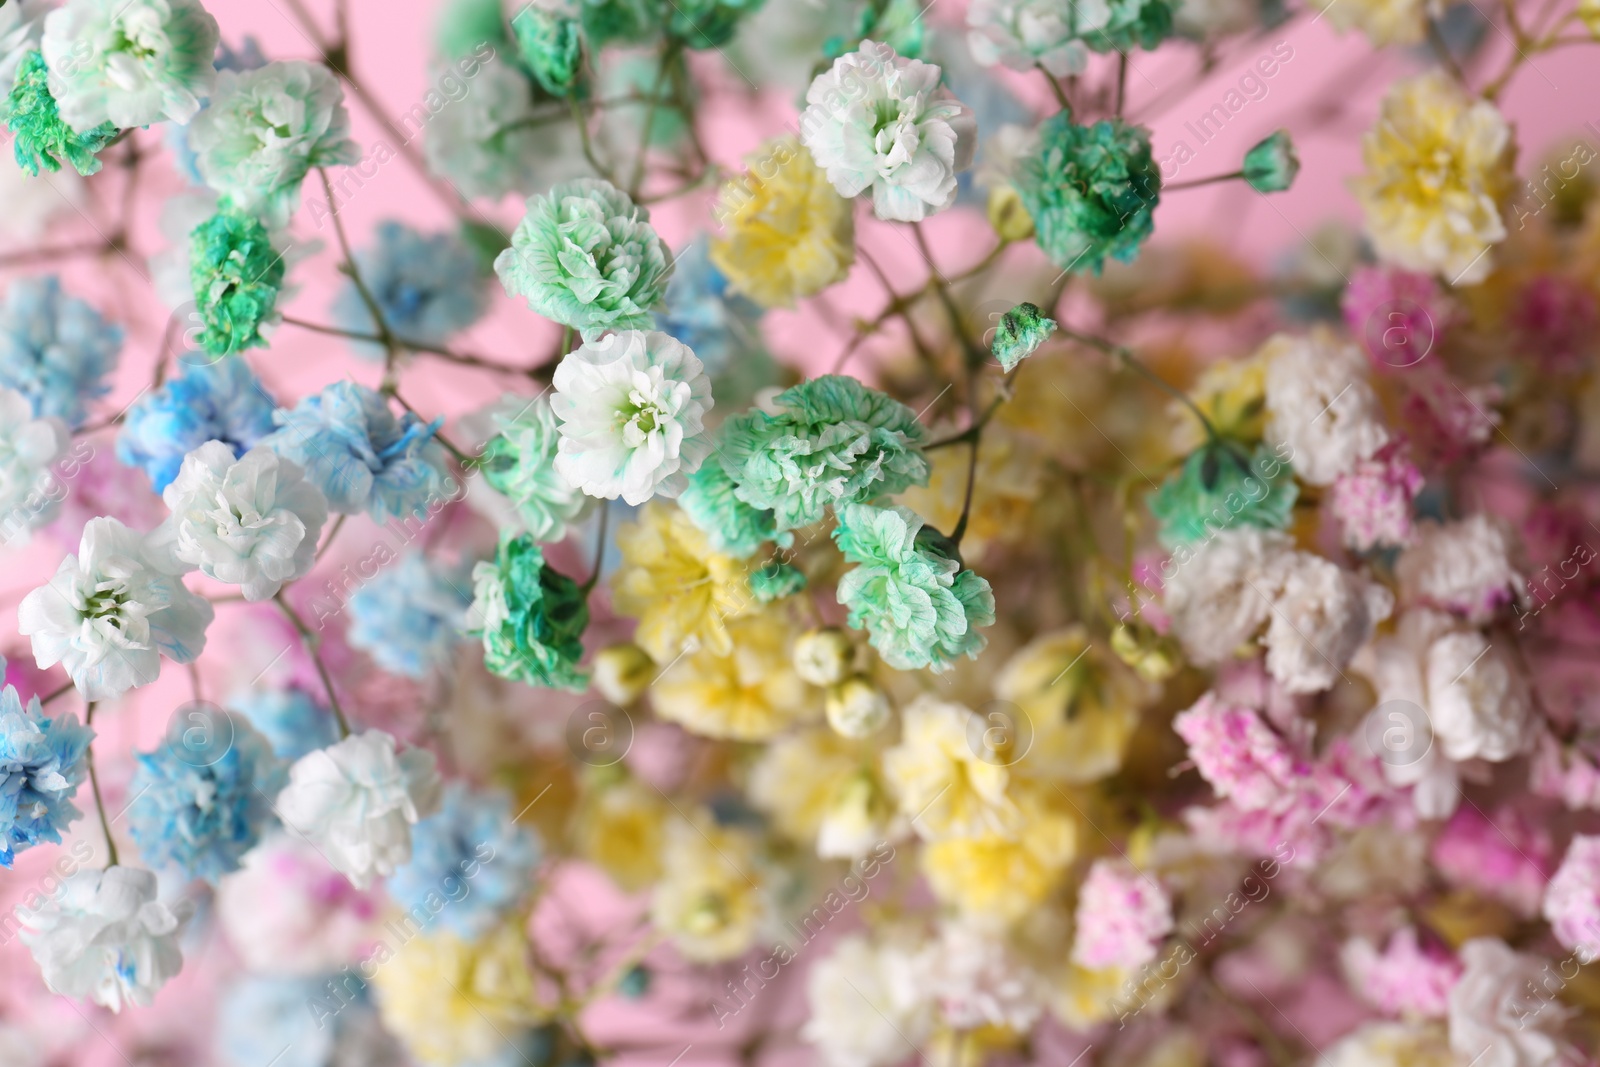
0,276 -> 122,429
125,713 -> 286,883
116,357 -> 278,493
347,552 -> 474,679
217,973 -> 403,1067
226,685 -> 339,763
332,221 -> 489,357
388,782 -> 542,938
654,239 -> 764,380
262,381 -> 453,522
0,663 -> 94,868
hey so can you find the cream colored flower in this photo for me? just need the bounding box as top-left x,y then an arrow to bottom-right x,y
649,815 -> 769,963
611,503 -> 748,661
1307,0 -> 1430,45
652,611 -> 818,741
883,695 -> 1016,839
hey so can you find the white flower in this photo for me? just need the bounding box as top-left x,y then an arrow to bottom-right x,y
1262,329 -> 1390,486
1448,938 -> 1568,1067
550,329 -> 713,505
423,57 -> 584,201
275,730 -> 442,890
16,865 -> 193,1012
1326,1022 -> 1457,1067
0,386 -> 68,545
1426,628 -> 1531,762
967,0 -> 1090,77
215,834 -> 382,974
18,516 -> 214,700
41,0 -> 220,131
146,443 -> 329,602
799,40 -> 977,222
1264,552 -> 1393,693
1163,527 -> 1295,666
1397,516 -> 1519,623
0,0 -> 51,92
920,920 -> 1045,1031
804,933 -> 934,1067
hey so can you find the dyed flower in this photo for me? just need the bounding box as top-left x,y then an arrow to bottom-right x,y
5,50 -> 117,176
1330,442 -> 1423,550
1396,516 -> 1519,623
0,276 -> 122,429
0,670 -> 91,867
0,385 -> 67,545
654,238 -> 765,378
0,2 -> 49,88
1174,693 -> 1305,810
347,552 -> 473,678
1341,265 -> 1452,370
678,460 -> 781,558
749,559 -> 805,602
227,685 -> 338,762
799,40 -> 976,222
1353,72 -> 1513,284
1261,328 -> 1389,486
19,516 -> 213,700
1148,439 -> 1298,548
549,329 -> 713,505
920,794 -> 1077,923
218,975 -> 404,1067
1242,130 -> 1299,193
190,206 -> 286,357
388,783 -> 543,939
41,0 -> 219,130
922,921 -> 1046,1032
650,814 -> 769,962
511,3 -> 582,95
884,695 -> 1015,839
990,301 -> 1057,371
262,381 -> 453,522
423,56 -> 580,201
215,834 -> 381,974
126,713 -> 286,883
653,611 -> 816,741
1015,113 -> 1161,273
1544,835 -> 1600,959
474,393 -> 592,542
189,61 -> 359,227
496,178 -> 674,341
1264,551 -> 1392,693
721,375 -> 930,532
1161,527 -> 1293,666
968,0 -> 1172,76
275,730 -> 443,889
665,0 -> 764,46
116,357 -> 277,493
1448,938 -> 1567,1067
1072,860 -> 1173,970
611,502 -> 747,660
17,865 -> 193,1012
468,532 -> 590,691
1307,0 -> 1428,45
834,503 -> 994,672
805,934 -> 933,1067
331,221 -> 488,354
1341,928 -> 1462,1018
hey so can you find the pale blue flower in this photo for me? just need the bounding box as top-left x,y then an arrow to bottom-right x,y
227,686 -> 338,763
0,660 -> 93,868
0,276 -> 122,428
116,357 -> 278,493
347,552 -> 473,679
655,239 -> 763,380
217,974 -> 406,1067
332,221 -> 489,357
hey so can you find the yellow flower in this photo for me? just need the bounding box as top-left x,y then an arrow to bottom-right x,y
1169,352 -> 1268,454
650,815 -> 769,962
1306,0 -> 1426,45
898,426 -> 1045,561
748,727 -> 899,857
1352,72 -> 1513,285
1050,961 -> 1141,1031
710,135 -> 855,308
372,923 -> 540,1067
882,695 -> 1016,840
921,792 -> 1077,925
573,775 -> 667,892
653,611 -> 818,741
612,503 -> 748,661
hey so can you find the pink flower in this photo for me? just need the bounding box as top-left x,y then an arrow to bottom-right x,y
1511,275 -> 1598,372
1341,927 -> 1462,1017
1071,860 -> 1174,970
1174,694 -> 1309,810
1400,370 -> 1500,467
1544,834 -> 1600,958
1329,441 -> 1424,551
1182,797 -> 1329,867
1431,805 -> 1554,917
1530,733 -> 1600,811
1342,266 -> 1452,370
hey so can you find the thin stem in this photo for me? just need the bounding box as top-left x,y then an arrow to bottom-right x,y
316,513 -> 348,562
83,703 -> 119,868
0,241 -> 114,269
1039,67 -> 1072,113
275,594 -> 353,739
39,680 -> 75,706
1164,170 -> 1246,192
582,504 -> 611,594
571,96 -> 613,183
1062,327 -> 1220,442
317,169 -> 398,387
281,315 -> 529,376
1424,15 -> 1469,83
950,434 -> 981,546
1115,52 -> 1129,117
628,41 -> 679,199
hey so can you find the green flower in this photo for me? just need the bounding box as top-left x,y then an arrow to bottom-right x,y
991,302 -> 1057,371
1242,131 -> 1301,194
833,503 -> 995,672
720,375 -> 930,532
4,52 -> 117,178
435,0 -> 512,59
478,395 -> 592,543
666,0 -> 766,47
495,178 -> 673,342
1081,0 -> 1174,55
469,533 -> 590,692
1148,439 -> 1299,548
678,462 -> 784,559
190,208 -> 285,357
825,0 -> 927,59
512,4 -> 584,96
1015,113 -> 1161,275
579,0 -> 661,45
749,560 -> 806,603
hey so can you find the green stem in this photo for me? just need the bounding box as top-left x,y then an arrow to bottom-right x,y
275,594 -> 353,739
317,168 -> 398,388
83,703 -> 119,868
582,504 -> 611,594
1061,327 -> 1221,442
1164,169 -> 1246,192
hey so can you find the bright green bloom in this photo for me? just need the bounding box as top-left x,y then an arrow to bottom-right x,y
495,178 -> 674,342
512,4 -> 584,96
749,560 -> 806,603
991,302 -> 1057,371
825,0 -> 928,59
720,375 -> 930,532
666,0 -> 766,47
678,462 -> 782,559
4,52 -> 117,177
435,0 -> 512,59
833,503 -> 994,672
1243,130 -> 1301,194
1081,0 -> 1174,55
1015,113 -> 1161,274
469,533 -> 590,692
1148,439 -> 1299,548
579,0 -> 660,45
190,208 -> 285,357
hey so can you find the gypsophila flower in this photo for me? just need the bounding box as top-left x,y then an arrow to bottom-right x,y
332,221 -> 488,355
804,934 -> 933,1067
1396,516 -> 1519,623
1148,439 -> 1298,548
19,516 -> 214,700
41,0 -> 219,130
423,56 -> 580,202
990,301 -> 1056,371
1161,526 -> 1293,666
496,178 -> 674,341
0,385 -> 67,545
1341,928 -> 1462,1019
655,239 -> 765,378
1341,265 -> 1452,369
275,730 -> 443,890
227,685 -> 338,763
468,532 -> 590,691
0,1 -> 49,88
1544,835 -> 1600,959
667,0 -> 765,47
1072,859 -> 1173,970
1448,938 -> 1567,1067
966,0 -> 1092,76
117,356 -> 277,494
750,560 -> 806,602
217,975 -> 407,1067
511,3 -> 582,96
1261,328 -> 1390,486
476,393 -> 593,542
0,665 -> 92,867
549,329 -> 712,505
1174,693 -> 1306,810
1330,441 -> 1423,551
5,51 -> 118,176
1264,551 -> 1392,693
190,206 -> 285,357
346,551 -> 472,679
17,865 -> 193,1012
0,275 -> 122,429
677,459 -> 781,558
126,713 -> 286,883
799,40 -> 976,222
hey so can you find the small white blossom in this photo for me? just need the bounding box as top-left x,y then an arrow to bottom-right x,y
0,385 -> 68,545
967,0 -> 1090,77
920,920 -> 1046,1032
1397,515 -> 1520,623
1426,628 -> 1531,763
0,0 -> 51,92
1448,938 -> 1568,1067
805,933 -> 934,1067
1262,329 -> 1390,486
1264,552 -> 1393,693
1326,1022 -> 1457,1067
41,0 -> 220,131
1163,527 -> 1295,666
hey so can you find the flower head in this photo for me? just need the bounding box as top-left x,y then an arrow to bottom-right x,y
0,385 -> 68,545
0,275 -> 122,429
423,55 -> 581,201
1341,928 -> 1462,1018
1261,328 -> 1390,486
1341,265 -> 1452,369
475,392 -> 593,541
1395,516 -> 1518,623
347,551 -> 473,679
1015,112 -> 1161,273
611,502 -> 748,660
190,206 -> 286,357
1072,859 -> 1173,970
1329,441 -> 1423,550
1148,439 -> 1298,548
678,460 -> 782,558
653,611 -> 817,740
1161,527 -> 1294,665
968,0 -> 1172,76
1243,130 -> 1300,193
41,0 -> 219,130
332,221 -> 488,354
227,685 -> 338,763
116,357 -> 278,493
884,695 -> 1015,839
1448,938 -> 1567,1067
468,532 -> 590,691
650,814 -> 769,962
990,301 -> 1057,371
511,4 -> 582,96
4,50 -> 118,176
0,669 -> 92,867
1264,551 -> 1392,693
805,934 -> 934,1067
1174,692 -> 1307,809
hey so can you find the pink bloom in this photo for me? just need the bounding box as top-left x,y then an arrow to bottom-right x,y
1342,266 -> 1452,370
1182,795 -> 1329,868
1071,860 -> 1174,970
1174,694 -> 1308,810
1329,441 -> 1424,551
1511,275 -> 1598,372
1341,927 -> 1462,1017
1400,370 -> 1500,467
1531,733 -> 1600,811
215,835 -> 384,974
1431,805 -> 1554,917
1544,834 -> 1600,958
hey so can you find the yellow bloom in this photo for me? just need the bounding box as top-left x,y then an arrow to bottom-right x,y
748,727 -> 899,857
650,815 -> 769,962
921,792 -> 1077,925
573,775 -> 667,892
653,611 -> 818,741
1306,0 -> 1426,45
1050,961 -> 1141,1031
710,135 -> 855,308
372,923 -> 539,1067
1352,72 -> 1513,285
1169,352 -> 1268,454
883,695 -> 1016,840
612,503 -> 748,661
898,426 -> 1045,561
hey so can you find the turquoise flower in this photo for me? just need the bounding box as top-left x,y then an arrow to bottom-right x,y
469,533 -> 590,692
991,302 -> 1057,371
832,503 -> 995,672
1243,130 -> 1301,194
190,207 -> 285,357
750,560 -> 806,603
512,4 -> 584,96
477,394 -> 593,543
4,51 -> 117,177
678,461 -> 782,559
720,375 -> 930,532
579,0 -> 660,45
666,0 -> 766,47
1015,113 -> 1161,274
495,178 -> 674,342
1080,0 -> 1174,55
1148,439 -> 1300,548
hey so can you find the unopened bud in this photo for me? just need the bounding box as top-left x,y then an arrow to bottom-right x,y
825,676 -> 891,738
793,627 -> 855,687
592,643 -> 657,705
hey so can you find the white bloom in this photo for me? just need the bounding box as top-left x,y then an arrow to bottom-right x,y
16,865 -> 193,1012
920,920 -> 1045,1031
799,40 -> 976,223
1326,1022 -> 1457,1067
215,834 -> 381,974
1426,628 -> 1531,762
804,934 -> 934,1067
18,516 -> 214,700
1264,552 -> 1393,693
423,57 -> 584,201
0,0 -> 51,92
1163,527 -> 1295,665
1397,516 -> 1519,623
1262,329 -> 1390,485
41,0 -> 220,131
550,329 -> 712,505
1448,938 -> 1568,1067
275,731 -> 442,890
967,0 -> 1090,77
146,443 -> 329,601
0,386 -> 68,545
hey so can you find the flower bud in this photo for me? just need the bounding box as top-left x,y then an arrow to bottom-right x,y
987,184 -> 1035,242
825,676 -> 891,738
592,643 -> 657,705
1110,623 -> 1180,683
793,627 -> 855,687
